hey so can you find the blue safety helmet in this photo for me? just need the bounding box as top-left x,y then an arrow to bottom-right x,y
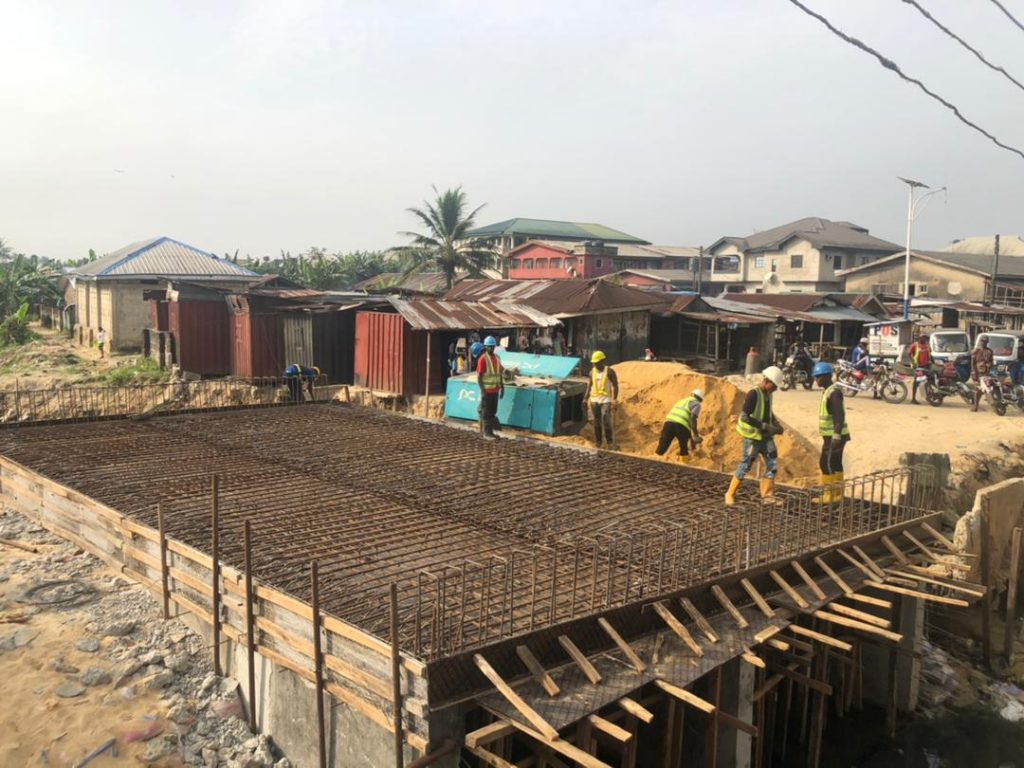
483,335 -> 498,347
812,361 -> 834,378
470,341 -> 484,357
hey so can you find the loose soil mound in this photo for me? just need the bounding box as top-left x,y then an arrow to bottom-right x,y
559,361 -> 820,484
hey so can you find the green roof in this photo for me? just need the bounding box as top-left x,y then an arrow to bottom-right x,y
465,217 -> 649,244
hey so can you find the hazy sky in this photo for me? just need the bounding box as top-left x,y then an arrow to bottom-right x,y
2,0 -> 1022,260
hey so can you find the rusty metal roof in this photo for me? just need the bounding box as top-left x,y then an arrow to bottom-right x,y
388,297 -> 561,330
443,279 -> 672,317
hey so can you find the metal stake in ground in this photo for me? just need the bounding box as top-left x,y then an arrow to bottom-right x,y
391,582 -> 404,768
157,504 -> 169,620
244,520 -> 258,732
211,474 -> 222,676
311,561 -> 327,768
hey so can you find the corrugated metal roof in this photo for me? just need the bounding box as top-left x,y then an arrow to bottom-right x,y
710,217 -> 900,254
444,279 -> 672,317
465,218 -> 649,244
705,296 -> 876,324
74,237 -> 257,279
388,298 -> 561,330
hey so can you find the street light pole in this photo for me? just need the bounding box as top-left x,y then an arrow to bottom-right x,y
897,177 -> 946,321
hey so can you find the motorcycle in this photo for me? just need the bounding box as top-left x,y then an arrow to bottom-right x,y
978,373 -> 1008,416
779,354 -> 814,391
993,364 -> 1024,414
923,355 -> 974,407
836,360 -> 908,404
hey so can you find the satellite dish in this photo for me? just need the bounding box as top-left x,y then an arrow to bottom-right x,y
947,281 -> 962,296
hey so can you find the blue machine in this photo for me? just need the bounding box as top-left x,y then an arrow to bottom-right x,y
444,351 -> 588,436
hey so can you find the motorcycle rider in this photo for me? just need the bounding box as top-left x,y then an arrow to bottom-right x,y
851,337 -> 870,371
971,335 -> 995,412
790,340 -> 814,384
907,333 -> 932,405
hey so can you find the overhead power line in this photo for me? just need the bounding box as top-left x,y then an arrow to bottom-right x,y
902,0 -> 1024,94
784,0 -> 1024,162
987,0 -> 1024,34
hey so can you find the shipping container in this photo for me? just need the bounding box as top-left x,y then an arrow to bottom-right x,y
282,310 -> 356,384
169,298 -> 231,376
228,296 -> 285,379
353,311 -> 443,396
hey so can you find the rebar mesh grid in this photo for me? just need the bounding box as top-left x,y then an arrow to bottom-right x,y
0,404 -> 934,660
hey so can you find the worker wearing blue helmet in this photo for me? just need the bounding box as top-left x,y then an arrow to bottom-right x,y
284,363 -> 320,403
813,361 -> 850,503
476,336 -> 504,439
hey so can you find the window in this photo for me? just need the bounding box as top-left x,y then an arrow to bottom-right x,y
511,258 -> 521,269
860,255 -> 871,266
596,258 -> 603,268
535,258 -> 548,269
754,256 -> 765,269
790,254 -> 803,269
564,257 -> 575,267
523,259 -> 534,269
550,258 -> 562,269
833,254 -> 844,270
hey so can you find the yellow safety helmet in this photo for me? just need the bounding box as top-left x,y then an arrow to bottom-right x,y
591,350 -> 606,364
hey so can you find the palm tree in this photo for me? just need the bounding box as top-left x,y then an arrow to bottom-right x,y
396,186 -> 495,289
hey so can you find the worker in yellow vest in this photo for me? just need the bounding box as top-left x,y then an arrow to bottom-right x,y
813,361 -> 850,503
585,351 -> 619,449
725,366 -> 785,505
655,389 -> 704,462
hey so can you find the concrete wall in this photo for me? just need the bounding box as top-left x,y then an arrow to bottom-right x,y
954,477 -> 1024,585
844,259 -> 988,303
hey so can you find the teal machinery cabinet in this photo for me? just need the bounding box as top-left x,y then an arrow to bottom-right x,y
444,351 -> 588,436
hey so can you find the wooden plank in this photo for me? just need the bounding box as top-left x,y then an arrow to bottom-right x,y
864,580 -> 970,607
516,645 -> 560,697
651,602 -> 703,657
654,679 -> 716,714
836,549 -> 877,580
921,522 -> 957,552
813,556 -> 854,596
323,676 -> 429,752
787,625 -> 853,652
465,721 -> 517,749
742,652 -> 766,669
753,625 -> 781,644
740,578 -> 775,618
900,564 -> 986,591
121,517 -> 160,543
617,697 -> 654,724
711,584 -> 749,629
880,535 -> 910,565
474,654 -> 560,741
597,618 -> 646,673
165,537 -> 214,569
678,597 -> 719,643
813,610 -> 903,643
766,638 -> 791,652
790,561 -> 826,601
769,570 -> 809,609
902,531 -> 938,562
557,635 -> 602,684
586,715 -> 631,743
852,545 -> 887,580
718,710 -> 758,737
770,663 -> 833,696
883,568 -> 986,598
827,603 -> 891,629
847,593 -> 892,610
465,744 -> 518,768
493,718 -> 612,768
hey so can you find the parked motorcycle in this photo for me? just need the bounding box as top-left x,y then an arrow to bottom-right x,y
779,355 -> 814,391
978,373 -> 1008,416
992,364 -> 1024,414
836,360 -> 908,404
923,355 -> 974,407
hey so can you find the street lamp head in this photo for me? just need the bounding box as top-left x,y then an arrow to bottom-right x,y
897,176 -> 929,189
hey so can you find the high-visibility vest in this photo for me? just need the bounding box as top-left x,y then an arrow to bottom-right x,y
591,367 -> 611,400
818,384 -> 851,438
736,388 -> 769,441
480,353 -> 502,390
666,397 -> 695,430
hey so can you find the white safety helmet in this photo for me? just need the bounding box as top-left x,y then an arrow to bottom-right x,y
859,337 -> 868,344
692,388 -> 705,401
762,366 -> 784,388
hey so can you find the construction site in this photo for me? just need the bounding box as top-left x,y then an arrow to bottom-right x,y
0,371 -> 1018,768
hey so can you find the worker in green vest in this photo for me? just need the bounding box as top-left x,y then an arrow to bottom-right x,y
655,389 -> 704,462
813,361 -> 850,503
725,366 -> 785,506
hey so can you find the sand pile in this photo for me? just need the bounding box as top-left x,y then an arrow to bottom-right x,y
562,361 -> 820,484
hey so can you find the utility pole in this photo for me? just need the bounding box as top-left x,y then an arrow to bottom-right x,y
897,177 -> 946,320
990,234 -> 1001,305
696,246 -> 704,295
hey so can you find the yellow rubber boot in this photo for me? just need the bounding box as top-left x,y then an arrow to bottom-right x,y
831,472 -> 844,502
759,477 -> 776,500
813,474 -> 835,504
724,476 -> 741,506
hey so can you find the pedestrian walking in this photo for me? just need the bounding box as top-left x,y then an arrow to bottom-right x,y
96,327 -> 106,358
970,335 -> 995,412
655,388 -> 703,462
725,366 -> 785,506
812,362 -> 849,503
907,334 -> 932,404
585,351 -> 619,449
477,336 -> 504,439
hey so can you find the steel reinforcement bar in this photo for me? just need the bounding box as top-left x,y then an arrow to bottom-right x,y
0,404 -> 935,661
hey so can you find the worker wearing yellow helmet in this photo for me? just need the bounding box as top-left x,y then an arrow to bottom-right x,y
284,363 -> 320,403
725,366 -> 785,505
585,350 -> 619,449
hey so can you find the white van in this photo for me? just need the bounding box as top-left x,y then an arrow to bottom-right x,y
929,329 -> 971,363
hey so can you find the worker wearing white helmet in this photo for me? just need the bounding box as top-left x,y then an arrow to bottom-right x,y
655,388 -> 704,462
725,366 -> 785,505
